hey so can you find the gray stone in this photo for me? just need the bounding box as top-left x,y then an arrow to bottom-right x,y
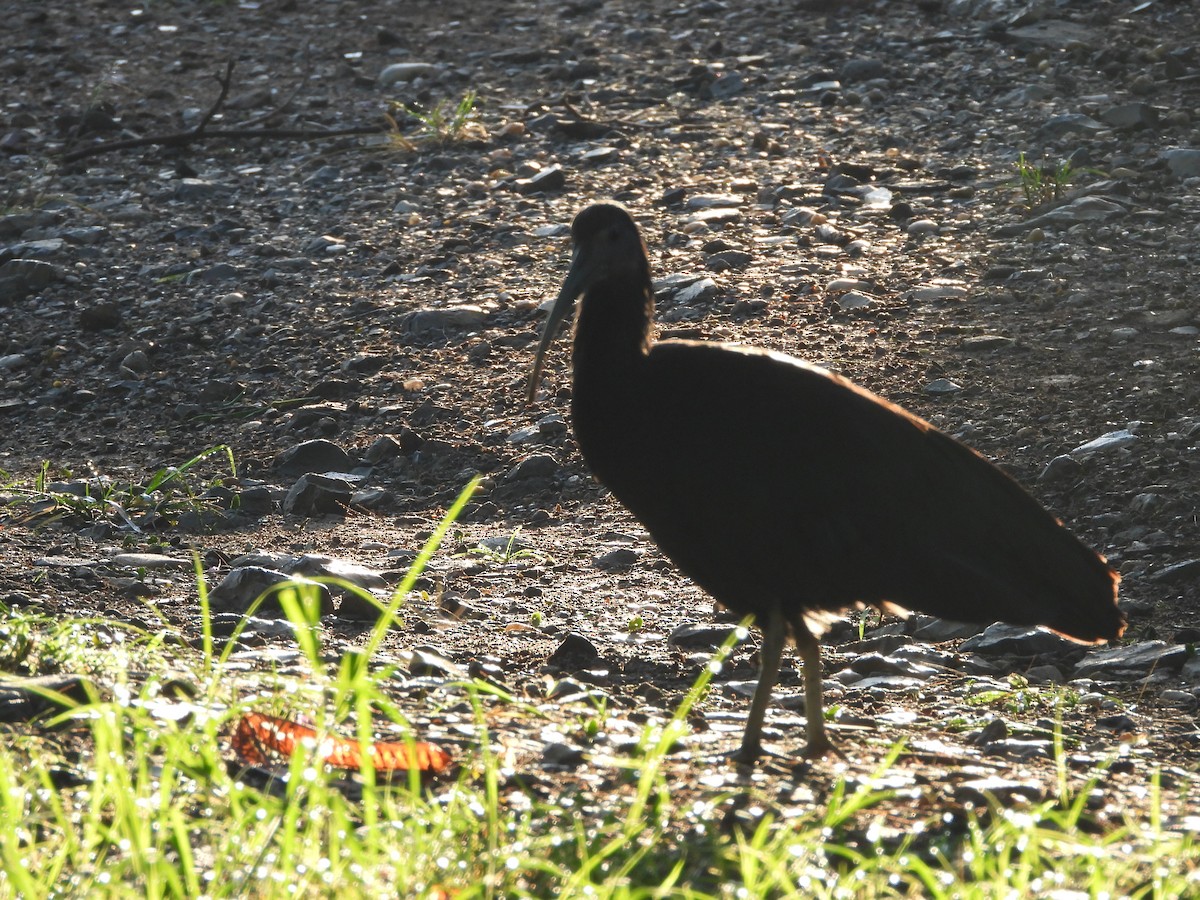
593,547 -> 640,571
1151,559 -> 1200,584
924,378 -> 962,394
837,291 -> 873,310
840,58 -> 885,83
378,62 -> 440,86
674,278 -> 719,305
275,439 -> 354,476
0,259 -> 60,301
668,623 -> 748,649
505,453 -> 559,482
290,554 -> 388,590
686,194 -> 744,209
110,553 -> 192,570
1039,114 -> 1106,139
1038,454 -> 1083,484
1073,642 -> 1187,679
909,615 -> 986,642
208,566 -> 333,616
283,472 -> 358,516
959,624 -> 1073,656
1102,103 -> 1159,130
1162,148 -> 1200,179
515,165 -> 566,194
400,305 -> 488,335
1070,429 -> 1137,458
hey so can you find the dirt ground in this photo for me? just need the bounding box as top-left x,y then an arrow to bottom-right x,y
2,0 -> 1200,840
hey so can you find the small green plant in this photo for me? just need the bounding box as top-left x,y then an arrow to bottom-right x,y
385,90 -> 485,149
1014,151 -> 1078,208
626,614 -> 645,634
2,446 -> 237,531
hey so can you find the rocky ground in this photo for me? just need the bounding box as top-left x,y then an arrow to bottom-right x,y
3,0 -> 1200,850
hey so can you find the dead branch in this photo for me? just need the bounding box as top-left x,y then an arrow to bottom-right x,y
60,58 -> 388,164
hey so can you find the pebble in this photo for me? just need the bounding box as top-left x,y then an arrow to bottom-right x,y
959,624 -> 1073,657
687,194 -> 744,209
906,219 -> 939,237
110,553 -> 191,570
1150,559 -> 1200,584
208,566 -> 333,616
1039,113 -> 1106,138
1038,454 -> 1083,484
1102,103 -> 1159,130
547,633 -> 600,667
1162,148 -> 1200,178
837,291 -> 873,310
515,165 -> 566,194
668,623 -> 747,649
705,250 -> 753,271
283,472 -> 358,516
274,439 -> 354,476
674,278 -> 718,305
910,284 -> 968,302
1069,429 -> 1137,459
923,378 -> 962,394
960,335 -> 1013,351
504,453 -> 559,482
1073,641 -> 1187,679
593,547 -> 640,571
378,62 -> 440,86
400,305 -> 488,336
0,259 -> 59,299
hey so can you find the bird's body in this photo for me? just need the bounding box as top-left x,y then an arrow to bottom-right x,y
529,202 -> 1124,761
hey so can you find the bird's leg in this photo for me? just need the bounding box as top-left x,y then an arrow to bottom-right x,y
787,615 -> 834,759
731,605 -> 786,764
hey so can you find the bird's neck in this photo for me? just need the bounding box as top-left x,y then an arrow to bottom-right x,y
571,275 -> 654,387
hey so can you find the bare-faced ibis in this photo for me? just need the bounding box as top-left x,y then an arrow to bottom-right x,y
527,201 -> 1125,762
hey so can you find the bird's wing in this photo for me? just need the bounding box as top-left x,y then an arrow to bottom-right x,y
634,342 -> 1116,637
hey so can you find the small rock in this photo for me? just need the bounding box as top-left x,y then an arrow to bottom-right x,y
1162,148 -> 1200,179
1039,113 -> 1106,139
960,624 -> 1072,657
674,278 -> 719,305
283,472 -> 358,516
668,623 -> 747,649
837,291 -> 873,310
1069,429 -> 1137,459
1074,641 -> 1187,679
840,58 -> 885,83
1101,103 -> 1159,130
1150,559 -> 1200,585
593,547 -> 640,571
110,553 -> 192,570
906,219 -> 939,237
274,439 -> 354,476
1038,454 -> 1083,484
960,335 -> 1013,351
687,194 -> 744,209
547,633 -> 600,667
505,453 -> 559,482
378,62 -> 440,86
400,305 -> 488,335
515,165 -> 566,194
0,259 -> 60,301
924,378 -> 962,394
208,566 -> 333,617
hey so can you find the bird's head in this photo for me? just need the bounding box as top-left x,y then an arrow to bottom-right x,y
526,202 -> 649,403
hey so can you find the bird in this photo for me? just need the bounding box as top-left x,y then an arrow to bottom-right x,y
527,201 -> 1125,763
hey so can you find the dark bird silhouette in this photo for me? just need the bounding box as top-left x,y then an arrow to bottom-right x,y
527,201 -> 1125,762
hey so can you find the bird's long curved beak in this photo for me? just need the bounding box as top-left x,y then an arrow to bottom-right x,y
526,249 -> 588,404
